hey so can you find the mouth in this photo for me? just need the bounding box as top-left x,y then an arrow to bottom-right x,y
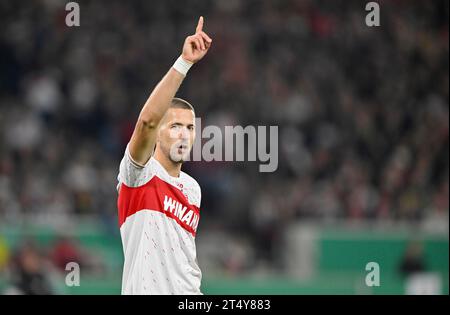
177,143 -> 188,153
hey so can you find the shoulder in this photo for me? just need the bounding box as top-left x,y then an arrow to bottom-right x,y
118,145 -> 157,188
181,171 -> 201,192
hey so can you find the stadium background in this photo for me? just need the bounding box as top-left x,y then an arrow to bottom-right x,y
0,0 -> 448,294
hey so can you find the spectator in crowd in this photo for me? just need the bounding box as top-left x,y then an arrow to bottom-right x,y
3,241 -> 54,295
399,240 -> 427,276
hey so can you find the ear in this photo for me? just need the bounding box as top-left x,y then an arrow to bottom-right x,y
156,120 -> 166,138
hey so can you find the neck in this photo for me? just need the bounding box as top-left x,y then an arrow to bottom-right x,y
153,147 -> 182,178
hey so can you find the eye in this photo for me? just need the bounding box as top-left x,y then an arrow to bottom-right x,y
188,125 -> 194,131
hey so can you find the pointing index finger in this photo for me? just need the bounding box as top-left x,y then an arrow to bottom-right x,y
195,16 -> 204,33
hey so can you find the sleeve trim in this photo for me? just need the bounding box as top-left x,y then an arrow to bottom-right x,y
126,144 -> 150,169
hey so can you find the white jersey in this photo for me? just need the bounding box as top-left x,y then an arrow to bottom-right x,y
117,145 -> 202,295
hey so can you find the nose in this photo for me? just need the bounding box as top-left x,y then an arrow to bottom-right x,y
179,126 -> 190,140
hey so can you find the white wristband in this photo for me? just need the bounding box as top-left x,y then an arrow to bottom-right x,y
172,56 -> 193,76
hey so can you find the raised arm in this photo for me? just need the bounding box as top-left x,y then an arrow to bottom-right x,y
129,16 -> 212,166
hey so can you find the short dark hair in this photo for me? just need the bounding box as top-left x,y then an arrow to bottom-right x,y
171,97 -> 195,114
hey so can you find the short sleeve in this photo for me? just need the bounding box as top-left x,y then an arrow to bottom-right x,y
117,144 -> 154,190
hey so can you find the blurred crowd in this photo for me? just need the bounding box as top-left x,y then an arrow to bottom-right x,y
0,0 -> 448,275
0,235 -> 104,294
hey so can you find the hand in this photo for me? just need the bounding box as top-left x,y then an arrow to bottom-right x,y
181,16 -> 212,64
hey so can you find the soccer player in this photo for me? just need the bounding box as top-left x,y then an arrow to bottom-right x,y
116,16 -> 212,295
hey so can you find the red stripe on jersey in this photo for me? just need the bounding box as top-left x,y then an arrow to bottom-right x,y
117,176 -> 200,236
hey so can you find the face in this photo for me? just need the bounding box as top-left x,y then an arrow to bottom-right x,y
157,108 -> 196,163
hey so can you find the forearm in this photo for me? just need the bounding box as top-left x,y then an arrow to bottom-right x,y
137,66 -> 185,128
